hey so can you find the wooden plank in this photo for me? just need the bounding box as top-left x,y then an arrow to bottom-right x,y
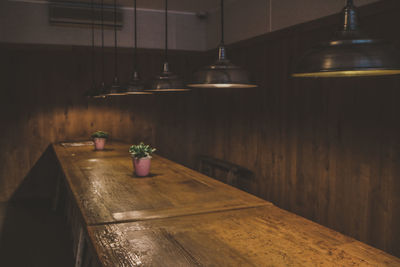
53,142 -> 270,225
0,43 -> 201,202
87,205 -> 400,267
149,1 -> 400,257
2,0 -> 400,258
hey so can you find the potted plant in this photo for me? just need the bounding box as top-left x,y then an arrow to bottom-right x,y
129,142 -> 156,177
91,131 -> 109,150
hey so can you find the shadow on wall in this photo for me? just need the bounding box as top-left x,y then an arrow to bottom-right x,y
0,43 -> 196,202
9,145 -> 60,201
0,97 -> 157,202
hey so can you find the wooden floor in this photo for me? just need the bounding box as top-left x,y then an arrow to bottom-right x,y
0,199 -> 74,267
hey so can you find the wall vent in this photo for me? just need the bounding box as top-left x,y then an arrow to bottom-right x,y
49,1 -> 123,29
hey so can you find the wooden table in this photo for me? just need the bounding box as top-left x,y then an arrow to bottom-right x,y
53,142 -> 400,267
53,142 -> 269,226
88,206 -> 400,266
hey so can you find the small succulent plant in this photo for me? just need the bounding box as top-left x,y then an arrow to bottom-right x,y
129,142 -> 156,159
91,131 -> 109,139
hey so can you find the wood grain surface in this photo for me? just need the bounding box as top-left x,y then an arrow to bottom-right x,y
0,44 -> 202,202
150,1 -> 400,257
88,206 -> 400,267
53,142 -> 269,225
2,0 -> 400,258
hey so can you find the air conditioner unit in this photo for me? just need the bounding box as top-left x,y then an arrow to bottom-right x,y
49,1 -> 123,29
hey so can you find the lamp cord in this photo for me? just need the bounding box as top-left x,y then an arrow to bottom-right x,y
217,0 -> 226,61
101,0 -> 105,83
346,0 -> 353,7
221,0 -> 224,45
342,0 -> 358,32
164,0 -> 168,62
91,0 -> 95,86
114,0 -> 118,78
134,0 -> 137,71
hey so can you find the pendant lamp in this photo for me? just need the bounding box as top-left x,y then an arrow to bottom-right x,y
125,0 -> 152,94
148,0 -> 190,92
96,0 -> 108,98
105,0 -> 125,95
292,0 -> 400,78
187,0 -> 257,88
85,0 -> 101,98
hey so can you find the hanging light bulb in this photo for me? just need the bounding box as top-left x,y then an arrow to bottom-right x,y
105,0 -> 125,96
292,0 -> 400,78
187,0 -> 257,88
124,0 -> 152,95
148,0 -> 190,92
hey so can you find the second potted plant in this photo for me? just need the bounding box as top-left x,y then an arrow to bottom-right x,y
129,142 -> 156,177
91,131 -> 109,150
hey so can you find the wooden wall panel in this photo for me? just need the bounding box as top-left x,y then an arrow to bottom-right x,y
152,0 -> 400,257
0,44 -> 202,202
1,0 -> 400,259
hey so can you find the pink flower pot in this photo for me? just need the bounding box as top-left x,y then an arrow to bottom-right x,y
133,157 -> 151,177
94,138 -> 106,150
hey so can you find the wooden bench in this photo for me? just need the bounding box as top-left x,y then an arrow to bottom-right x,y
198,155 -> 254,192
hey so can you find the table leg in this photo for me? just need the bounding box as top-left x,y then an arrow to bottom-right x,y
75,226 -> 85,267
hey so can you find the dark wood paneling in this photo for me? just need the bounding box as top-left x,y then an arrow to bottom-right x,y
0,44 -> 202,202
152,0 -> 400,257
1,0 -> 400,259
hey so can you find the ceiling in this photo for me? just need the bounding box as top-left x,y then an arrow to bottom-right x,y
51,0 -> 236,12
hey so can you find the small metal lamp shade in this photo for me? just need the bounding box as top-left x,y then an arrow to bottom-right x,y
149,0 -> 190,92
292,0 -> 400,78
149,62 -> 190,92
84,84 -> 97,98
84,0 -> 101,98
105,77 -> 126,96
125,71 -> 152,94
85,84 -> 106,99
188,46 -> 257,88
94,0 -> 107,98
104,0 -> 124,95
96,82 -> 108,98
123,0 -> 152,95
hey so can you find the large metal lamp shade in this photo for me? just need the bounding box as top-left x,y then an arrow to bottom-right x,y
187,0 -> 257,88
125,71 -> 152,94
148,0 -> 190,92
292,0 -> 400,78
188,45 -> 257,88
150,62 -> 190,92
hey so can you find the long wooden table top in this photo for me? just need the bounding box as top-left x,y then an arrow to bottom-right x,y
54,141 -> 400,266
88,206 -> 400,267
53,142 -> 269,225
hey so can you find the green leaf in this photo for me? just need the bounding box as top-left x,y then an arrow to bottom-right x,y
129,142 -> 156,159
91,131 -> 109,139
